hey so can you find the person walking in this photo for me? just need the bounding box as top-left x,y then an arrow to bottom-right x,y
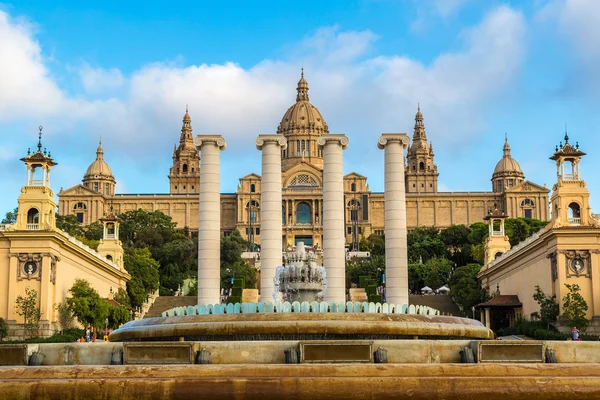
85,327 -> 91,343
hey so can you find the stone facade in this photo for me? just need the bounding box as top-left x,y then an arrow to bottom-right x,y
58,72 -> 550,248
478,136 -> 600,330
1,134 -> 130,339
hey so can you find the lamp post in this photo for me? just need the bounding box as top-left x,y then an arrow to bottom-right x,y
248,179 -> 255,252
129,309 -> 133,321
351,179 -> 359,251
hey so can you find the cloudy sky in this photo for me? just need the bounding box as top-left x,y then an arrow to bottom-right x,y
1,0 -> 599,218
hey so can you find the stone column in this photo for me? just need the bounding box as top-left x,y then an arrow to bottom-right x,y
318,134 -> 349,303
378,134 -> 410,306
194,135 -> 227,306
256,134 -> 287,302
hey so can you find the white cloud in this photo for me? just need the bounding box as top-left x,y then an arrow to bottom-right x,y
78,65 -> 126,93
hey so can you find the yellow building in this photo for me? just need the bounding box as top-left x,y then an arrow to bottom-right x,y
0,132 -> 130,339
478,135 -> 600,331
58,72 -> 549,249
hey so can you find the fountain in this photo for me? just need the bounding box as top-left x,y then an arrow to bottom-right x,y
273,242 -> 327,303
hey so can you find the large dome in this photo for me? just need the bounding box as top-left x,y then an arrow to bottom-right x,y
277,70 -> 329,137
84,141 -> 114,179
493,139 -> 523,176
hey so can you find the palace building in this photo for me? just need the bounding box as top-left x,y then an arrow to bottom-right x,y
58,72 -> 550,249
0,132 -> 130,339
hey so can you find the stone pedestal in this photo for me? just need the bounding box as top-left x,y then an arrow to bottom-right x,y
256,134 -> 287,302
317,134 -> 349,303
194,135 -> 227,306
378,134 -> 409,306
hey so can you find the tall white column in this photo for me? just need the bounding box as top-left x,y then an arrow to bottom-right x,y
256,134 -> 287,302
378,134 -> 410,306
194,135 -> 227,306
317,134 -> 349,303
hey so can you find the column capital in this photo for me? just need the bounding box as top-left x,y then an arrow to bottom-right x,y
194,135 -> 227,151
317,134 -> 349,150
377,133 -> 409,150
256,134 -> 287,150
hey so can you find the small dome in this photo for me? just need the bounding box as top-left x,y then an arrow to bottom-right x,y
277,70 -> 329,137
84,141 -> 114,178
493,138 -> 523,176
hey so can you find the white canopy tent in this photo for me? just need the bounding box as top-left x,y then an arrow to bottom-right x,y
437,285 -> 450,293
421,286 -> 433,292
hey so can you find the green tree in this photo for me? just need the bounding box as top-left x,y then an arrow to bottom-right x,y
108,305 -> 130,329
424,257 -> 454,288
0,317 -> 8,342
532,285 -> 559,329
440,225 -> 471,253
358,235 -> 371,252
562,283 -> 589,331
118,209 -> 177,245
346,255 -> 385,287
408,263 -> 426,293
448,264 -> 487,315
468,222 -> 488,245
84,221 -> 104,240
220,230 -> 249,268
221,261 -> 259,289
504,218 -> 531,246
407,227 -> 447,263
55,213 -> 85,237
113,287 -> 131,308
1,207 -> 17,224
470,243 -> 485,264
124,248 -> 160,307
366,234 -> 385,256
66,279 -> 110,331
15,287 -> 41,338
55,302 -> 74,330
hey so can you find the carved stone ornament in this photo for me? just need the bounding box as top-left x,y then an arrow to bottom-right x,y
10,253 -> 42,282
561,250 -> 591,279
547,252 -> 558,282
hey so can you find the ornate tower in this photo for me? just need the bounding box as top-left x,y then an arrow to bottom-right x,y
169,106 -> 200,194
405,106 -> 438,193
15,127 -> 58,231
278,69 -> 329,171
96,210 -> 125,271
491,136 -> 524,193
483,204 -> 511,265
83,140 -> 116,196
549,132 -> 595,228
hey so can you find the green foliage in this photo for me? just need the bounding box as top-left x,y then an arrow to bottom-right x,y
407,227 -> 447,264
470,243 -> 485,264
6,328 -> 85,344
15,287 -> 41,338
504,218 -> 531,246
187,278 -> 198,297
55,213 -> 85,237
78,237 -> 100,250
449,264 -> 487,314
532,285 -> 559,329
84,221 -> 104,240
124,248 -> 160,307
221,263 -> 257,289
108,305 -> 130,329
66,280 -> 110,329
358,236 -> 371,252
113,287 -> 131,308
1,207 -> 17,224
562,283 -> 589,331
365,234 -> 386,256
467,222 -> 488,245
220,230 -> 249,268
0,317 -> 8,342
440,225 -> 470,252
118,209 -> 177,245
408,263 -> 426,292
55,302 -> 74,330
346,255 -> 385,287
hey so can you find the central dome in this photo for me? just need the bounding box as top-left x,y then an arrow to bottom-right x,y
277,70 -> 329,137
493,139 -> 523,176
84,141 -> 114,178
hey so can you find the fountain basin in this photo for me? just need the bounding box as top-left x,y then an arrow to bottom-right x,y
109,313 -> 493,342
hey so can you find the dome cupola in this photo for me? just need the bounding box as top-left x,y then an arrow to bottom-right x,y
492,136 -> 524,192
83,139 -> 116,196
279,69 -> 329,171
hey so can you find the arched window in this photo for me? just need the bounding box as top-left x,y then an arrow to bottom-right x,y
494,252 -> 503,259
347,199 -> 361,221
106,255 -> 113,261
282,206 -> 286,224
296,202 -> 311,224
183,164 -> 188,173
351,182 -> 356,192
296,140 -> 300,156
27,208 -> 39,224
568,202 -> 581,224
250,183 -> 256,193
73,202 -> 87,210
94,182 -> 99,192
419,162 -> 425,171
289,174 -> 318,187
105,183 -> 110,195
521,199 -> 534,207
246,200 -> 259,223
107,222 -> 115,235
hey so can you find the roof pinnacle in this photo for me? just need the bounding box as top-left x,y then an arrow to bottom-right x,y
296,68 -> 309,102
37,126 -> 43,153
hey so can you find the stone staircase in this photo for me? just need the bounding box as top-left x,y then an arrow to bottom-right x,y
410,294 -> 462,316
349,288 -> 368,302
144,296 -> 197,318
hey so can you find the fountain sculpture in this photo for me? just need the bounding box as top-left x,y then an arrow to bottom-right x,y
273,242 -> 327,302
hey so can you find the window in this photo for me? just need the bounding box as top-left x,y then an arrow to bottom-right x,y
289,175 -> 318,187
521,199 -> 534,207
358,227 -> 362,234
347,227 -> 352,235
524,209 -> 532,218
27,208 -> 39,224
105,183 -> 110,195
175,185 -> 178,190
419,162 -> 425,171
107,223 -> 115,235
250,183 -> 256,193
296,140 -> 300,156
568,202 -> 581,224
413,184 -> 416,188
430,184 -> 433,188
494,252 -> 503,259
94,182 -> 99,192
246,200 -> 259,223
256,228 -> 260,235
76,213 -> 84,223
183,164 -> 188,173
347,199 -> 360,222
106,255 -> 113,261
192,167 -> 195,172
351,182 -> 356,192
282,206 -> 286,224
74,202 -> 87,210
296,202 -> 311,224
183,186 -> 186,189
192,186 -> 195,190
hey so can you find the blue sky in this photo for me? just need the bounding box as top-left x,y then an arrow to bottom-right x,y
1,0 -> 599,219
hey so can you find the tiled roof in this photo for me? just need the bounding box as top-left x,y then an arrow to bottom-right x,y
476,295 -> 522,308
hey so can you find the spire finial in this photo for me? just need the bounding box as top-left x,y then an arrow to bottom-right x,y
564,123 -> 569,144
505,132 -> 508,142
296,68 -> 309,102
37,126 -> 43,152
186,104 -> 189,113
